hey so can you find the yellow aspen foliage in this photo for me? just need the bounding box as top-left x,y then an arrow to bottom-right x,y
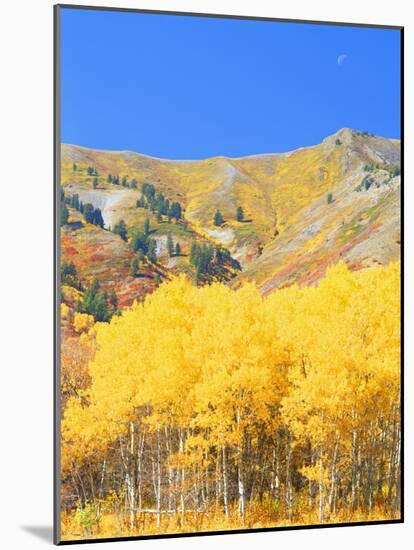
73,312 -> 95,334
61,262 -> 401,539
61,303 -> 70,320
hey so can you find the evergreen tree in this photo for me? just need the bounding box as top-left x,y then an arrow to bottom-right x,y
95,291 -> 109,322
167,234 -> 174,257
87,166 -> 94,176
176,202 -> 183,219
109,288 -> 118,312
83,203 -> 95,224
215,245 -> 223,265
131,232 -> 149,255
156,193 -> 165,214
130,179 -> 138,189
200,243 -> 213,273
327,192 -> 334,204
195,264 -> 202,286
61,204 -> 69,226
236,206 -> 244,222
93,208 -> 104,228
107,174 -> 113,183
389,165 -> 400,177
169,202 -> 182,221
149,198 -> 156,213
175,242 -> 181,256
147,239 -> 157,263
214,210 -> 224,226
72,163 -> 77,172
363,177 -> 372,191
130,257 -> 139,277
82,278 -> 100,315
61,261 -> 77,284
113,220 -> 128,241
93,177 -> 98,189
141,183 -> 155,201
144,217 -> 150,236
190,242 -> 199,266
70,194 -> 79,210
156,211 -> 162,223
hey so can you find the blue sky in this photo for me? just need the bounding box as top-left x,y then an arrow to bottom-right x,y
60,8 -> 401,160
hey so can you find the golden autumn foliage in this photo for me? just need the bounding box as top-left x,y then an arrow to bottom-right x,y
60,333 -> 95,410
73,312 -> 95,334
61,303 -> 70,320
61,261 -> 400,539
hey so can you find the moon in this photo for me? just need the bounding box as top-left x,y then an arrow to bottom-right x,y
337,54 -> 348,66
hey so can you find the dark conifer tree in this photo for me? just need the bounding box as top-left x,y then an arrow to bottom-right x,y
144,217 -> 150,236
214,210 -> 224,226
132,232 -> 149,255
61,204 -> 69,226
109,288 -> 118,311
167,234 -> 174,257
93,208 -> 104,228
113,220 -> 128,241
147,239 -> 157,263
130,257 -> 139,277
83,203 -> 95,224
95,291 -> 109,322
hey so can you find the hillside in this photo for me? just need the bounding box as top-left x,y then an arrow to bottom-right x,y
61,128 -> 400,296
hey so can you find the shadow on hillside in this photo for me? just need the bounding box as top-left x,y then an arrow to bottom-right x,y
65,221 -> 84,230
132,273 -> 153,279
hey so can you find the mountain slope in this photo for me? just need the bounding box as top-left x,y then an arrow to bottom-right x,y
61,128 -> 400,293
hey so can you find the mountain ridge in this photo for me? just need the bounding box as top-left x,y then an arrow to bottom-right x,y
62,127 -> 399,162
61,128 -> 400,295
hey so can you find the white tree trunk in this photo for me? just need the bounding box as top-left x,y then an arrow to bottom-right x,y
222,446 -> 229,518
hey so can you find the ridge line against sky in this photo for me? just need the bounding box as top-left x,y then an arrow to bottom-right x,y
61,127 -> 399,163
60,7 -> 401,160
